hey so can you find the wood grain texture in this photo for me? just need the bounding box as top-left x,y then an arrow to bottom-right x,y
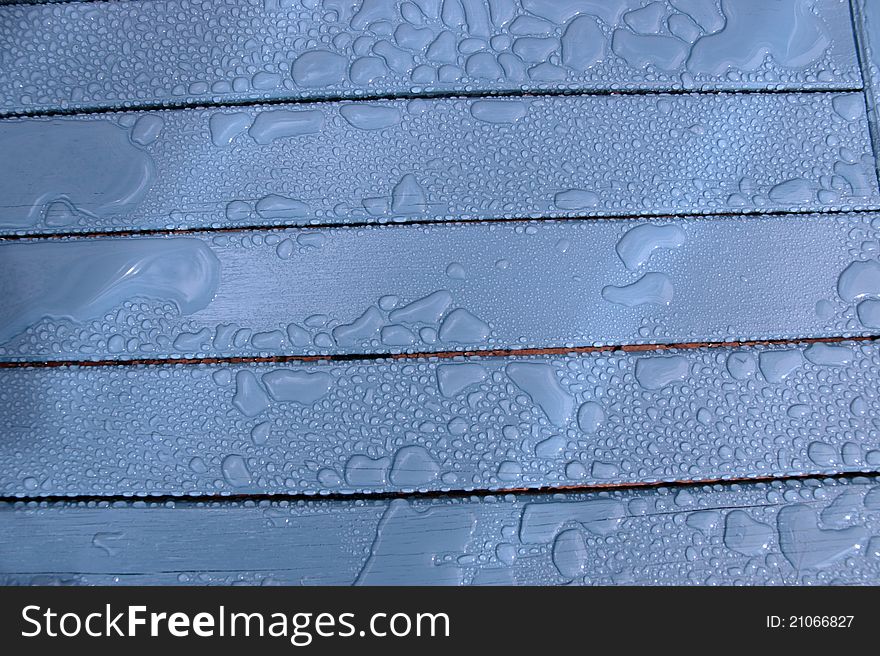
1,341 -> 878,497
3,214 -> 880,362
0,0 -> 861,115
2,476 -> 878,585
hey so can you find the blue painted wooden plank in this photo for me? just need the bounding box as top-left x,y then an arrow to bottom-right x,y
1,476 -> 878,585
1,341 -> 879,497
0,0 -> 862,115
1,92 -> 876,235
854,0 -> 880,176
2,214 -> 880,362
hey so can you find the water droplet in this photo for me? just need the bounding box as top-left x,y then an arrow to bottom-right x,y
470,99 -> 528,123
339,104 -> 401,130
221,454 -> 252,487
758,349 -> 803,383
616,223 -> 687,270
506,362 -> 574,426
0,238 -> 219,343
388,290 -> 452,324
439,308 -> 490,343
552,529 -> 588,579
344,454 -> 392,487
634,355 -> 689,390
778,504 -> 866,570
576,401 -> 605,433
248,109 -> 323,144
837,260 -> 880,302
262,369 -> 332,404
232,371 -> 270,417
389,446 -> 440,487
723,510 -> 772,556
602,272 -> 674,307
437,363 -> 488,397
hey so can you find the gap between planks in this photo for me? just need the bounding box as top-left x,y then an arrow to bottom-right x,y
3,206 -> 880,242
2,334 -> 878,369
2,469 -> 875,506
0,85 -> 865,121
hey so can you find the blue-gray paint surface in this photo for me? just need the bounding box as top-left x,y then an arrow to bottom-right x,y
2,215 -> 879,361
1,341 -> 878,497
2,477 -> 878,585
1,0 -> 880,589
0,0 -> 862,115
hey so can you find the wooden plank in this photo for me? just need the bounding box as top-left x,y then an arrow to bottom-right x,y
1,476 -> 878,584
1,341 -> 879,497
1,92 -> 877,235
2,214 -> 880,362
0,0 -> 862,116
854,0 -> 880,177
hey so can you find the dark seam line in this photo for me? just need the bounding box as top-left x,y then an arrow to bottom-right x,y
849,0 -> 880,191
1,470 -> 875,505
0,0 -> 105,6
0,86 -> 866,121
1,569 -> 322,576
2,334 -> 877,369
2,205 -> 880,242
